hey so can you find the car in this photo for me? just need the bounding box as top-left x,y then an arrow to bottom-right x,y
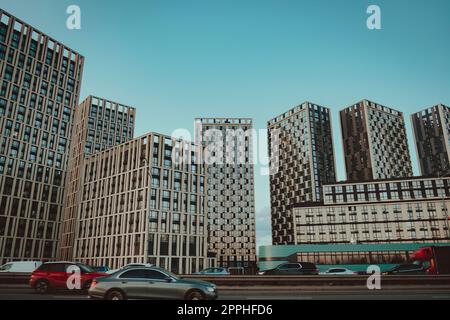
30,262 -> 108,294
106,263 -> 154,274
320,268 -> 357,275
383,263 -> 427,275
92,266 -> 110,273
259,263 -> 319,275
0,261 -> 42,273
88,266 -> 218,300
193,267 -> 230,276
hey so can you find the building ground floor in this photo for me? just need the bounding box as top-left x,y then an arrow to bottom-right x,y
258,242 -> 450,273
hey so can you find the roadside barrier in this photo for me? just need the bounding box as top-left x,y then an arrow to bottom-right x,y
2,273 -> 450,286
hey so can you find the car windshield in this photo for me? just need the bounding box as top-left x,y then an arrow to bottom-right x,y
77,263 -> 95,273
163,269 -> 179,280
278,264 -> 298,269
388,266 -> 400,272
0,264 -> 11,271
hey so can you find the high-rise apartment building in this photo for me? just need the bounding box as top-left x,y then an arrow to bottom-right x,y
59,96 -> 135,260
294,176 -> 450,244
268,102 -> 336,245
74,132 -> 209,273
195,118 -> 256,273
412,104 -> 450,177
340,100 -> 413,182
0,10 -> 84,264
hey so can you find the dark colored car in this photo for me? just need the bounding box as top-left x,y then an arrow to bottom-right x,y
193,267 -> 230,276
383,263 -> 426,275
92,266 -> 110,273
260,263 -> 319,275
30,262 -> 108,294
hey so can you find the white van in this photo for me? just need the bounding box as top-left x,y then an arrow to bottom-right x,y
0,261 -> 42,273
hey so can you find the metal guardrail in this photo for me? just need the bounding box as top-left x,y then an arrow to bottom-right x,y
3,273 -> 450,286
182,275 -> 450,286
0,273 -> 30,284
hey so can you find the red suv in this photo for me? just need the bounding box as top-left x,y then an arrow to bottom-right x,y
30,262 -> 108,294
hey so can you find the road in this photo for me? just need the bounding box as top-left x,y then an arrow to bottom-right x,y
1,285 -> 450,300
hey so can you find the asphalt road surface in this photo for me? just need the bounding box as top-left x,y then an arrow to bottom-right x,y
1,285 -> 450,300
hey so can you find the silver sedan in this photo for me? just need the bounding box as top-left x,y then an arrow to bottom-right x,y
88,266 -> 218,300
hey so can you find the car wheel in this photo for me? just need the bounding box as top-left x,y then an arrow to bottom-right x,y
35,280 -> 49,294
83,280 -> 92,290
106,290 -> 126,301
185,290 -> 205,300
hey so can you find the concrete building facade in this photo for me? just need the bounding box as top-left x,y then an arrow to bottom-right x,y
268,102 -> 336,245
195,118 -> 256,273
0,10 -> 84,264
59,96 -> 135,260
74,132 -> 209,273
294,176 -> 450,245
340,100 -> 413,182
412,104 -> 450,177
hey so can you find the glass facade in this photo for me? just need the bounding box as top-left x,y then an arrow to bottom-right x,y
295,250 -> 412,265
258,243 -> 450,272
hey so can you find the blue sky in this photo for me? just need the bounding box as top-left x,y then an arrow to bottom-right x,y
2,0 -> 450,248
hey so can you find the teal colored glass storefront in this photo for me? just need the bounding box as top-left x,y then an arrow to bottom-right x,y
258,243 -> 450,272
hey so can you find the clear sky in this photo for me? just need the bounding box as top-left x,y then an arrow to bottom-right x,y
1,0 -> 450,249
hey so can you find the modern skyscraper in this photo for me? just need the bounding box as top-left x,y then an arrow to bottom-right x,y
59,96 -> 135,260
268,102 -> 336,245
340,99 -> 413,182
73,132 -> 209,273
0,10 -> 84,264
412,104 -> 450,177
195,118 -> 257,273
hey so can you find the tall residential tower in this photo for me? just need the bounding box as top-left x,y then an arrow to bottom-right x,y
268,102 -> 336,245
0,10 -> 84,264
412,104 -> 450,177
340,100 -> 413,182
195,118 -> 257,273
59,96 -> 135,260
73,132 -> 209,273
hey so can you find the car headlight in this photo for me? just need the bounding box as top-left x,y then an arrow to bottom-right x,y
206,286 -> 216,292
